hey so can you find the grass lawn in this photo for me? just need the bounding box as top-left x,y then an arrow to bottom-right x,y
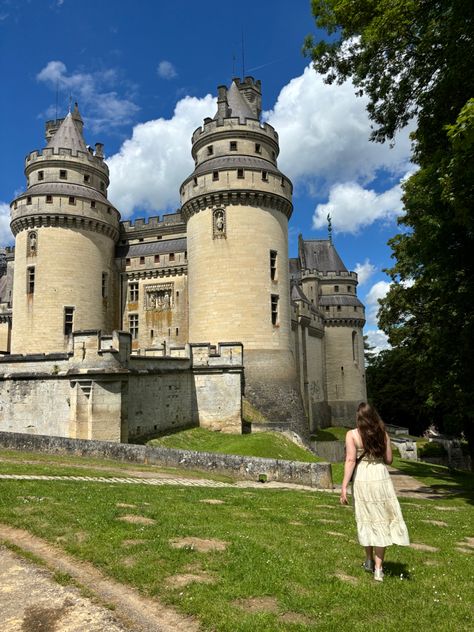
148,428 -> 320,463
0,454 -> 473,631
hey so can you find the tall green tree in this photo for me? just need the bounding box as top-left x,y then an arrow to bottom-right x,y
304,1 -> 474,460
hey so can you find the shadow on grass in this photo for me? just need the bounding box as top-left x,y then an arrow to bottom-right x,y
384,561 -> 411,580
393,458 -> 474,506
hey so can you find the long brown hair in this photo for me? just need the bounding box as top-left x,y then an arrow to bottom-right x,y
356,402 -> 386,458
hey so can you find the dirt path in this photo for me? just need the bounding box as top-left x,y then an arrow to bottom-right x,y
0,524 -> 200,632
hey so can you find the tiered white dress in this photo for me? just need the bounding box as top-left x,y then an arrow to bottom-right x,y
352,429 -> 410,547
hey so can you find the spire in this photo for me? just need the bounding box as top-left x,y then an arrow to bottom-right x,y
214,79 -> 258,123
46,104 -> 87,153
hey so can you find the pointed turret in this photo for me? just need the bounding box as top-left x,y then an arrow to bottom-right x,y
46,108 -> 87,153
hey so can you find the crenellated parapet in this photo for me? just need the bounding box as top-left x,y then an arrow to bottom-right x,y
192,117 -> 279,148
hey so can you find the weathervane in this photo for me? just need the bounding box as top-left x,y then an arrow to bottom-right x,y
327,212 -> 333,243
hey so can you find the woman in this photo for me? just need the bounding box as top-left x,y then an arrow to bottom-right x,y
340,402 -> 410,582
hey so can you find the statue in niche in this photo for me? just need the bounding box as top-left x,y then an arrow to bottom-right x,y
28,231 -> 37,256
213,208 -> 226,238
145,284 -> 173,311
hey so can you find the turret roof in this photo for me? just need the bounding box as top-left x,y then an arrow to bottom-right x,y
226,81 -> 256,121
46,108 -> 87,153
300,239 -> 348,273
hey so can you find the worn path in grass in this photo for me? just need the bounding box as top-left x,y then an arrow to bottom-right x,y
0,525 -> 200,632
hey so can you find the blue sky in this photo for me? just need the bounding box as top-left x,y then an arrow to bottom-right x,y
0,0 -> 413,350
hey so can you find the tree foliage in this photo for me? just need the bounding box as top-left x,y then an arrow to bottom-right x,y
305,1 -> 474,459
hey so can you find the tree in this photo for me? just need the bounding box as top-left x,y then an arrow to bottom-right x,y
305,1 -> 474,461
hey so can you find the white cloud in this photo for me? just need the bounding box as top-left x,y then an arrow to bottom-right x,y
365,280 -> 391,326
37,61 -> 139,133
0,203 -> 13,245
365,329 -> 390,354
107,94 -> 216,217
265,65 -> 412,191
354,258 -> 376,285
312,179 -> 404,234
157,60 -> 177,80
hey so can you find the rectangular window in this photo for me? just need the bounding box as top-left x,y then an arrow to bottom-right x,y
169,253 -> 175,262
26,196 -> 32,205
281,177 -> 285,187
270,250 -> 277,280
46,195 -> 53,203
255,143 -> 261,153
69,196 -> 75,205
59,170 -> 67,180
271,294 -> 279,326
207,145 -> 214,155
125,258 -> 131,266
84,174 -> 90,183
64,307 -> 74,335
38,171 -> 44,181
347,285 -> 352,292
175,327 -> 179,336
101,272 -> 108,298
262,170 -> 268,181
154,254 -> 160,263
139,256 -> 145,265
129,314 -> 139,339
237,168 -> 244,179
325,306 -> 330,311
213,171 -> 219,181
334,285 -> 339,292
27,267 -> 35,294
100,181 -> 105,191
193,177 -> 198,187
337,305 -> 341,311
129,282 -> 138,302
230,141 -> 237,151
90,200 -> 96,208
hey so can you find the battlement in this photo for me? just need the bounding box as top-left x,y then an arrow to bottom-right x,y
26,147 -> 108,173
192,117 -> 278,145
301,269 -> 358,281
120,212 -> 184,231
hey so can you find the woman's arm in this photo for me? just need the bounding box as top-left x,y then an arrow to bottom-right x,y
340,431 -> 357,505
384,433 -> 393,465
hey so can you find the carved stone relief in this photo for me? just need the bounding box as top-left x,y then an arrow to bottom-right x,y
27,231 -> 38,257
212,208 -> 226,239
144,283 -> 174,311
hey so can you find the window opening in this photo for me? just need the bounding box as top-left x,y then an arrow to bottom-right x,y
271,294 -> 279,326
270,250 -> 277,280
59,170 -> 67,179
27,267 -> 35,294
64,307 -> 74,335
129,314 -> 139,339
129,282 -> 139,302
38,171 -> 44,181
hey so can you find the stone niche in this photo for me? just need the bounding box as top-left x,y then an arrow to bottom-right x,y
144,283 -> 174,311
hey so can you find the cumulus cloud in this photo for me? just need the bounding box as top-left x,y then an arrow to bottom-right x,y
365,280 -> 391,326
107,94 -> 216,216
312,179 -> 404,234
37,61 -> 139,133
365,329 -> 390,354
157,60 -> 177,79
265,65 -> 412,191
354,258 -> 376,285
0,203 -> 13,245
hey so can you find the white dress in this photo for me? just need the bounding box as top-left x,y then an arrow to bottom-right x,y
352,429 -> 410,547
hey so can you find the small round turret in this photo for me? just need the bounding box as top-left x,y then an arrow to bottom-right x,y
9,104 -> 120,354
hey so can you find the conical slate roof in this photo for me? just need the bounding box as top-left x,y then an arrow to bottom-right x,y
46,110 -> 87,153
226,81 -> 256,121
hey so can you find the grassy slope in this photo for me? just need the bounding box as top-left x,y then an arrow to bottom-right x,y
148,428 -> 320,463
0,454 -> 473,631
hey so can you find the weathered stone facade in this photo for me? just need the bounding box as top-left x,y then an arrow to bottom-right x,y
0,77 -> 366,442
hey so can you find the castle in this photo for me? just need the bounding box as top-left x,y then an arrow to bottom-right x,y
0,77 -> 366,442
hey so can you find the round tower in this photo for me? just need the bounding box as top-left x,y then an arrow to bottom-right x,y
180,77 -> 299,414
10,104 -> 120,354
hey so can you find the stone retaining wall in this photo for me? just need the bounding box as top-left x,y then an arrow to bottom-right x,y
0,431 -> 333,489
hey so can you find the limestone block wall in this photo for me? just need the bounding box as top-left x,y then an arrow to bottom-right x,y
324,324 -> 366,425
11,227 -> 118,354
0,320 -> 11,354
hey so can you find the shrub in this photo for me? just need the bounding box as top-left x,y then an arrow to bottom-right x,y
418,441 -> 448,458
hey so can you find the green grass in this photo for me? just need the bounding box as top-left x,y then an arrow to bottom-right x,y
0,455 -> 473,631
148,428 -> 320,463
311,426 -> 351,441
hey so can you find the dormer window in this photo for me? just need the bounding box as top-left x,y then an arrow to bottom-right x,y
59,170 -> 67,180
230,141 -> 237,151
38,171 -> 44,181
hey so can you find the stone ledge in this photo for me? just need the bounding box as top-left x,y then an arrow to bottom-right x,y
0,431 -> 332,489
